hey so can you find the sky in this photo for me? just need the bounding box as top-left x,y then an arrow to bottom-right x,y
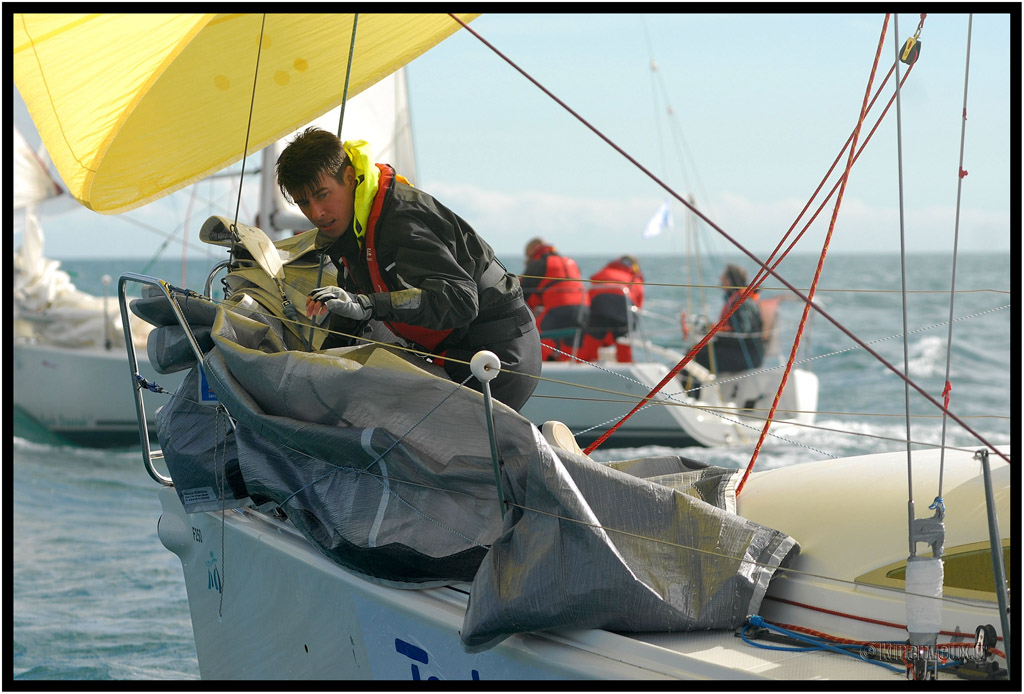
13,11 -> 1016,262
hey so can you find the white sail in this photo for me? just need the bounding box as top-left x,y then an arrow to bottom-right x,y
259,68 -> 418,237
14,125 -> 63,212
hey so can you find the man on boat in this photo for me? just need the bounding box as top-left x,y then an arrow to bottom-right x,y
692,263 -> 765,373
277,127 -> 541,412
577,255 -> 645,363
520,237 -> 589,362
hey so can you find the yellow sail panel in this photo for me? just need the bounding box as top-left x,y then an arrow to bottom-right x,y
13,13 -> 478,214
13,14 -> 215,211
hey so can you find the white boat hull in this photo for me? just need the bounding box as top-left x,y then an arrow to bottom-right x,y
157,447 -> 1008,680
521,352 -> 818,448
13,339 -> 186,446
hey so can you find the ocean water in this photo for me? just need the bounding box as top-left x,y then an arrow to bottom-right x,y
12,251 -> 1012,681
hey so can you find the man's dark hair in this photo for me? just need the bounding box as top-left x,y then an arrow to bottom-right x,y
276,127 -> 350,203
723,263 -> 747,292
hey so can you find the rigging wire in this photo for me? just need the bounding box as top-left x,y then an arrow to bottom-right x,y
134,275 -> 1005,622
449,14 -> 1008,465
641,18 -> 671,193
893,14 -> 919,549
183,372 -> 1000,618
336,14 -> 359,139
160,277 -> 1010,463
938,15 -> 974,496
232,15 -> 266,229
304,13 -> 358,351
231,417 -> 998,613
121,15 -> 1007,665
180,184 -> 198,289
211,15 -> 268,612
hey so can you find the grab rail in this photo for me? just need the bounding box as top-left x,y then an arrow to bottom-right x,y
118,272 -> 214,487
204,259 -> 232,298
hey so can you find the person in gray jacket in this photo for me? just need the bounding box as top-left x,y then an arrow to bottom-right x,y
277,127 -> 541,411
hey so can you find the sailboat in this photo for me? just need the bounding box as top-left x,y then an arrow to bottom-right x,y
519,195 -> 820,449
13,125 -> 189,446
14,12 -> 1010,681
521,41 -> 820,449
520,318 -> 819,448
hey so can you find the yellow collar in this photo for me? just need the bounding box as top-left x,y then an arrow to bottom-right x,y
343,139 -> 377,245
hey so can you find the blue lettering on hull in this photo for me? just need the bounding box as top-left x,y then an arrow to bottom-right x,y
395,638 -> 480,680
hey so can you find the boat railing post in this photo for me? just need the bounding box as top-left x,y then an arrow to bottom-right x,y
976,447 -> 1012,677
118,273 -> 170,485
204,260 -> 232,299
119,272 -> 218,487
471,350 -> 505,519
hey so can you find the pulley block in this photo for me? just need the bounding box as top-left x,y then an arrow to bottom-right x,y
900,37 -> 922,66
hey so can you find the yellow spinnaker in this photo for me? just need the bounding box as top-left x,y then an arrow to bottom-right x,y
13,13 -> 478,214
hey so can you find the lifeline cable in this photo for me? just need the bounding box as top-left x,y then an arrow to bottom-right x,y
134,286 -> 1005,617
152,289 -> 1007,463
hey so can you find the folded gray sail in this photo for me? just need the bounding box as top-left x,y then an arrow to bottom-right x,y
151,301 -> 799,649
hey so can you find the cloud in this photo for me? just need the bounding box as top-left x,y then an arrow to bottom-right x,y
427,182 -> 662,255
427,182 -> 1010,258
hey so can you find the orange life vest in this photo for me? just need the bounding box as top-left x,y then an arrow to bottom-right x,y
526,245 -> 588,314
588,258 -> 644,309
347,163 -> 455,352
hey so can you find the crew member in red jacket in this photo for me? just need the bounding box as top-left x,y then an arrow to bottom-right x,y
520,238 -> 589,361
578,255 -> 645,362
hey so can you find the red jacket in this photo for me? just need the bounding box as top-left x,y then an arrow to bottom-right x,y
588,258 -> 644,309
521,244 -> 588,319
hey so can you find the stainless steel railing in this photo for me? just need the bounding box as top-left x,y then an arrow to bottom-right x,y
118,273 -> 214,486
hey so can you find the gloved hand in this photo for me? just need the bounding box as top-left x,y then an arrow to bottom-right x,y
306,286 -> 373,321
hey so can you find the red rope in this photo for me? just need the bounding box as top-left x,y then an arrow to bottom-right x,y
736,15 -> 892,496
744,62 -> 915,298
772,621 -> 998,665
583,27 -> 922,457
765,593 -> 1003,642
769,596 -> 908,631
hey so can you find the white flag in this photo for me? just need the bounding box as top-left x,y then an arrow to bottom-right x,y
642,198 -> 673,239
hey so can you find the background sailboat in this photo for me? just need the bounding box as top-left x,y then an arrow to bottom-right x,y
12,64 -> 416,447
13,126 -> 190,446
518,41 -> 820,448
